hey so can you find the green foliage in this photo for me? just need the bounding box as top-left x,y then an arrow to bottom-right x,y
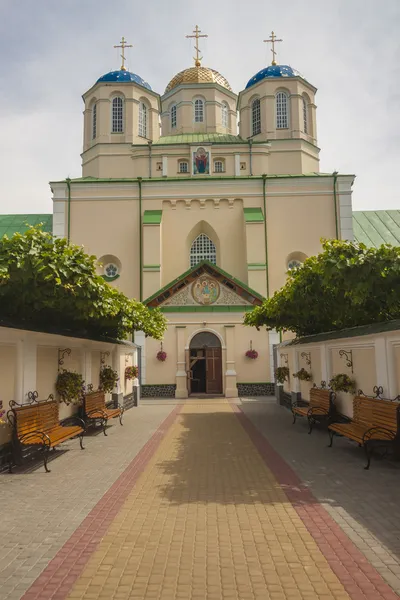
329,373 -> 356,394
0,226 -> 166,340
293,368 -> 312,381
56,370 -> 85,405
245,239 -> 400,337
275,366 -> 289,384
99,365 -> 119,393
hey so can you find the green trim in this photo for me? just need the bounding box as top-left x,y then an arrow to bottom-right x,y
102,274 -> 120,282
143,210 -> 162,225
262,175 -> 269,297
144,259 -> 265,305
243,207 -> 264,223
66,177 -> 71,244
247,263 -> 267,271
0,215 -> 53,238
333,172 -> 339,238
284,318 -> 400,346
160,305 -> 254,313
151,133 -> 246,145
138,178 -> 143,301
143,265 -> 160,272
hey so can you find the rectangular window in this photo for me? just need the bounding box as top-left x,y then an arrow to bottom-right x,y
194,99 -> 204,123
252,99 -> 261,136
179,162 -> 188,173
112,97 -> 123,133
92,104 -> 97,140
214,161 -> 224,173
276,93 -> 288,129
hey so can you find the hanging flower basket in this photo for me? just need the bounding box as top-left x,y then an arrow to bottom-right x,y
125,365 -> 139,380
0,401 -> 5,424
56,369 -> 85,405
99,365 -> 119,393
275,366 -> 290,384
245,349 -> 258,359
329,373 -> 356,394
157,351 -> 167,362
293,368 -> 312,381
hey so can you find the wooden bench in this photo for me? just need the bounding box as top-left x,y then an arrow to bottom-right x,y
82,390 -> 123,435
328,392 -> 400,469
7,391 -> 85,473
292,386 -> 336,434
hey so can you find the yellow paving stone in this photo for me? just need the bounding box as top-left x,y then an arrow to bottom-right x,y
66,401 -> 351,600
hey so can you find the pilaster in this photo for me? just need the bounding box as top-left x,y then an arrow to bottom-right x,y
224,325 -> 237,397
15,336 -> 37,403
175,326 -> 188,399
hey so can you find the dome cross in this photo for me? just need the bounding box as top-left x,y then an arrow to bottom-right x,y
186,25 -> 208,67
114,36 -> 133,71
263,31 -> 283,66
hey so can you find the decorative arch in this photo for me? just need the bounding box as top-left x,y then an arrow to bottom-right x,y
185,328 -> 226,350
286,251 -> 308,271
186,220 -> 220,267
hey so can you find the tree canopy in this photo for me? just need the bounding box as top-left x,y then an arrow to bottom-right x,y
245,239 -> 400,337
0,226 -> 166,340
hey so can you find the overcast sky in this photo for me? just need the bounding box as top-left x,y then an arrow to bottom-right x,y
0,0 -> 399,214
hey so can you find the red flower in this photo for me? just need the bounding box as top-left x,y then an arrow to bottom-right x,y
157,351 -> 167,362
245,349 -> 258,359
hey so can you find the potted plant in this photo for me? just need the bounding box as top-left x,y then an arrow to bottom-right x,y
293,368 -> 312,381
56,369 -> 85,405
125,365 -> 139,380
157,342 -> 167,362
275,366 -> 290,384
328,373 -> 356,394
99,365 -> 119,393
0,400 -> 5,424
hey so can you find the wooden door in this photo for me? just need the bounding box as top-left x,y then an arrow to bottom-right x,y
206,348 -> 223,394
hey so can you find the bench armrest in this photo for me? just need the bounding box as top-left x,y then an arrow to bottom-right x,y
19,430 -> 51,447
363,427 -> 396,444
86,408 -> 108,420
60,416 -> 86,431
308,407 -> 329,417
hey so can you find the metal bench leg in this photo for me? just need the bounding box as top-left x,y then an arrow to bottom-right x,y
102,418 -> 108,436
43,446 -> 51,473
292,412 -> 297,425
308,417 -> 314,435
364,442 -> 372,470
119,411 -> 124,426
328,430 -> 335,447
79,432 -> 85,450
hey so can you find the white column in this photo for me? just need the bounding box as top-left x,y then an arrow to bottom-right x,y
374,337 -> 390,397
15,336 -> 37,403
224,325 -> 237,398
175,326 -> 187,399
234,154 -> 241,176
162,156 -> 168,177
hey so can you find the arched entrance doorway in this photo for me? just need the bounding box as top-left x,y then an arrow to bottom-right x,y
188,332 -> 223,395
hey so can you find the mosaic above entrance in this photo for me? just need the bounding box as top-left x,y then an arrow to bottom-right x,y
161,275 -> 253,307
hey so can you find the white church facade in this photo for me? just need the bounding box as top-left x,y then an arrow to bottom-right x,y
50,29 -> 355,398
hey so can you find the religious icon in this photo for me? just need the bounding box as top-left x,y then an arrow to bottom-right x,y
193,147 -> 209,175
192,276 -> 220,305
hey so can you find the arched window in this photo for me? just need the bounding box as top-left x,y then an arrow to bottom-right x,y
221,103 -> 228,128
190,234 -> 216,267
287,259 -> 302,270
171,104 -> 177,129
112,97 -> 124,133
214,159 -> 224,173
194,99 -> 204,123
92,103 -> 97,140
303,97 -> 308,134
276,92 -> 289,129
179,160 -> 189,173
139,102 -> 147,138
252,98 -> 261,136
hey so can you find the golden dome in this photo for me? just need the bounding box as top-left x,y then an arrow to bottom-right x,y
165,66 -> 232,93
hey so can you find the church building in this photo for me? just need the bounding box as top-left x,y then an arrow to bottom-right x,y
50,28 -> 355,399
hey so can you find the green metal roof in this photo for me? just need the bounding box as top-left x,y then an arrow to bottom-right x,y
353,211 -> 400,247
243,207 -> 264,223
143,210 -> 162,225
0,214 -> 52,238
152,133 -> 246,145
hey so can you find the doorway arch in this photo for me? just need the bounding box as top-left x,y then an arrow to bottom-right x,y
188,331 -> 223,395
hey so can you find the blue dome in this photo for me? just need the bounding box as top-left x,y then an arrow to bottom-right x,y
96,70 -> 152,90
245,64 -> 301,89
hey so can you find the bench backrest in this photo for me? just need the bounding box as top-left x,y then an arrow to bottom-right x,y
84,391 -> 106,414
12,399 -> 59,437
353,396 -> 400,433
310,388 -> 334,411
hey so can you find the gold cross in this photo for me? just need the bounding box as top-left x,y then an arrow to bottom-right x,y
186,25 -> 208,67
263,31 -> 283,65
114,36 -> 133,71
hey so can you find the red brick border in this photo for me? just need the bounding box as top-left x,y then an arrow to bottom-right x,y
21,405 -> 182,600
232,402 -> 399,600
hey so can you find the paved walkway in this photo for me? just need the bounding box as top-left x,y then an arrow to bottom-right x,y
1,399 -> 399,600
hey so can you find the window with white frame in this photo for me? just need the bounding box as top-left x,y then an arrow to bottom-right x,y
221,103 -> 228,128
194,98 -> 204,123
287,259 -> 302,270
171,105 -> 177,129
92,103 -> 97,140
139,102 -> 147,138
214,159 -> 224,173
276,91 -> 289,129
190,234 -> 216,267
112,97 -> 124,133
179,160 -> 189,173
303,97 -> 308,134
252,98 -> 261,136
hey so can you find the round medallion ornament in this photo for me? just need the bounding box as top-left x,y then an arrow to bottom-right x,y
192,276 -> 220,305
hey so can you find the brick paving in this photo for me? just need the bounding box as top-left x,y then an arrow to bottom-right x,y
0,398 -> 399,599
